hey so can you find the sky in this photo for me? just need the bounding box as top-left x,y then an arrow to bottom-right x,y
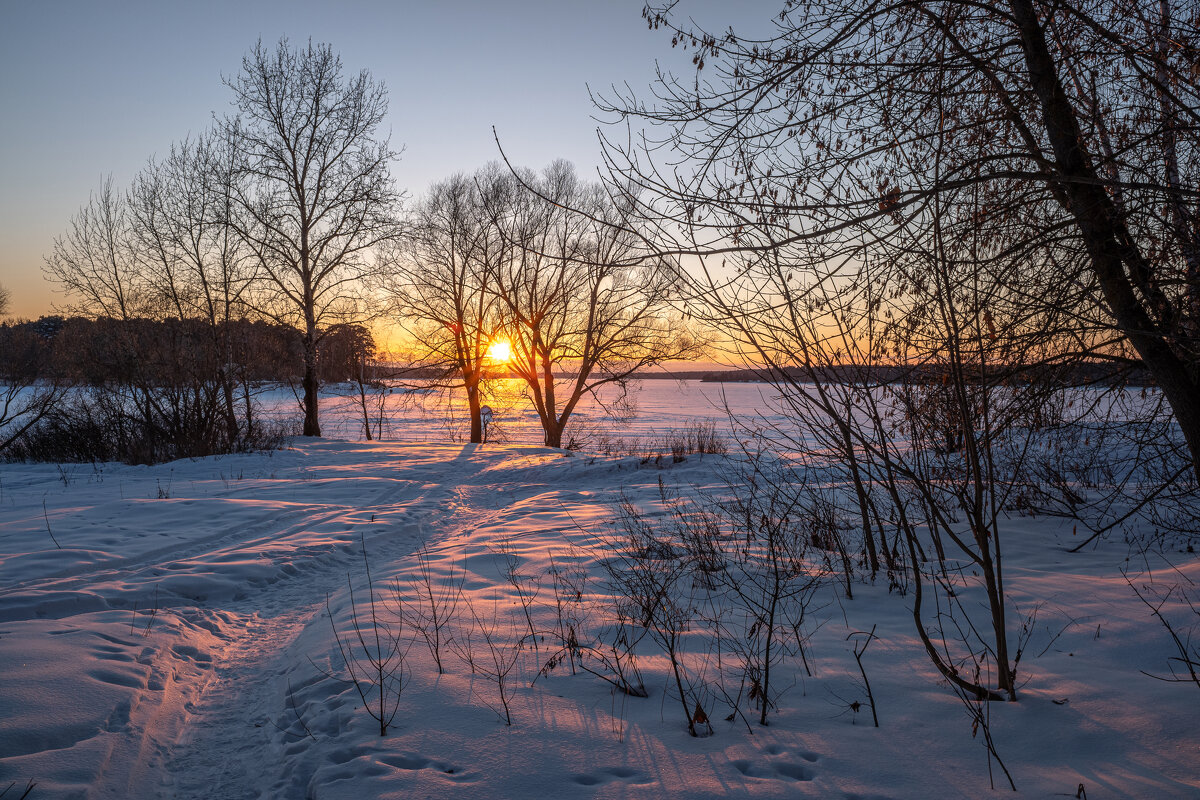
0,0 -> 781,321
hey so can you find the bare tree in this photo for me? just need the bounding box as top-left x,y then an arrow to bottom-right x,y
607,0 -> 1200,478
44,177 -> 147,321
129,130 -> 256,444
487,161 -> 701,448
588,1 -> 1148,704
223,38 -> 402,437
386,166 -> 512,442
42,157 -> 280,461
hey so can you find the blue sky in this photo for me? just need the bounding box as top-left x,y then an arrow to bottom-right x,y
0,0 -> 779,319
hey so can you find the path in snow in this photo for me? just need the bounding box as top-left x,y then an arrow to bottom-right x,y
152,442 -> 531,799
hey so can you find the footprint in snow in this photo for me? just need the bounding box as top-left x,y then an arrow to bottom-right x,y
572,766 -> 653,787
732,758 -> 814,782
762,744 -> 819,762
86,666 -> 147,690
377,752 -> 474,781
92,643 -> 135,662
171,643 -> 213,664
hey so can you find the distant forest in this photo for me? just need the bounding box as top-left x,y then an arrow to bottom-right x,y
0,315 -> 394,463
0,316 -> 379,386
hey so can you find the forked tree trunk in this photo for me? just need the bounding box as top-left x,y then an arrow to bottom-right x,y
543,420 -> 564,449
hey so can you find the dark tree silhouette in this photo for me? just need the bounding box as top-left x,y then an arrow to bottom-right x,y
583,0 -> 1200,701
386,165 -> 512,443
129,131 -> 255,443
222,38 -> 402,437
602,0 -> 1200,478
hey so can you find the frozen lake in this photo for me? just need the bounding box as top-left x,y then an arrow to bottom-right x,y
278,378 -> 796,446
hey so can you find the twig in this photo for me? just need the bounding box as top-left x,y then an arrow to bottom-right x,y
1124,568 -> 1200,689
42,499 -> 61,549
0,779 -> 38,800
269,678 -> 318,741
848,626 -> 880,727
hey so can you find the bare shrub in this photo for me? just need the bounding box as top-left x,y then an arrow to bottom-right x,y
663,419 -> 727,460
453,597 -> 525,726
847,627 -> 880,728
493,538 -> 541,650
708,460 -> 823,725
401,542 -> 464,675
537,549 -> 649,698
605,419 -> 729,464
5,390 -> 292,465
632,462 -> 824,727
603,497 -> 714,737
1023,387 -> 1200,553
324,537 -> 407,736
0,308 -> 65,457
1125,563 -> 1200,691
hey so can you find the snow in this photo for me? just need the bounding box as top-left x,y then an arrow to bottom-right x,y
1,381 -> 1197,799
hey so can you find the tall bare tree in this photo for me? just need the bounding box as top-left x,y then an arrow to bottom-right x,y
43,148 -> 277,461
386,165 -> 512,442
587,0 -> 1200,701
488,161 -> 700,448
223,38 -> 402,436
43,177 -> 147,322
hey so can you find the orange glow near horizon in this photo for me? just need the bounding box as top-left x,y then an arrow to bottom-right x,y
485,338 -> 514,364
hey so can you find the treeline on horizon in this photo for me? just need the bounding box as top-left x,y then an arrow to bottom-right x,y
0,314 -> 400,464
0,314 -> 1156,389
700,362 -> 1156,387
0,315 -> 382,386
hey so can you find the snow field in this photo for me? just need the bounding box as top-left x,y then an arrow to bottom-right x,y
0,385 -> 1198,798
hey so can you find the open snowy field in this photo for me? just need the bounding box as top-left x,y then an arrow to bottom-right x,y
1,382 -> 1198,799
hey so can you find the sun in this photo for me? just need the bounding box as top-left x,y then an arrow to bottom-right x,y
485,338 -> 513,363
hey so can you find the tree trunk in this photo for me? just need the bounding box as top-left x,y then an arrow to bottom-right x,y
467,384 -> 483,444
302,328 -> 321,437
222,375 -> 240,445
540,349 -> 563,448
543,421 -> 563,449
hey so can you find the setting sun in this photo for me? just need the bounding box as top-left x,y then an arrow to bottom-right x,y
485,338 -> 513,363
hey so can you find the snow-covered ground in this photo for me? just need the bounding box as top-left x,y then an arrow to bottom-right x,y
1,382 -> 1197,799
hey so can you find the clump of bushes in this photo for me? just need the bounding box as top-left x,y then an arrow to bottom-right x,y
589,419 -> 728,463
4,391 -> 293,465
